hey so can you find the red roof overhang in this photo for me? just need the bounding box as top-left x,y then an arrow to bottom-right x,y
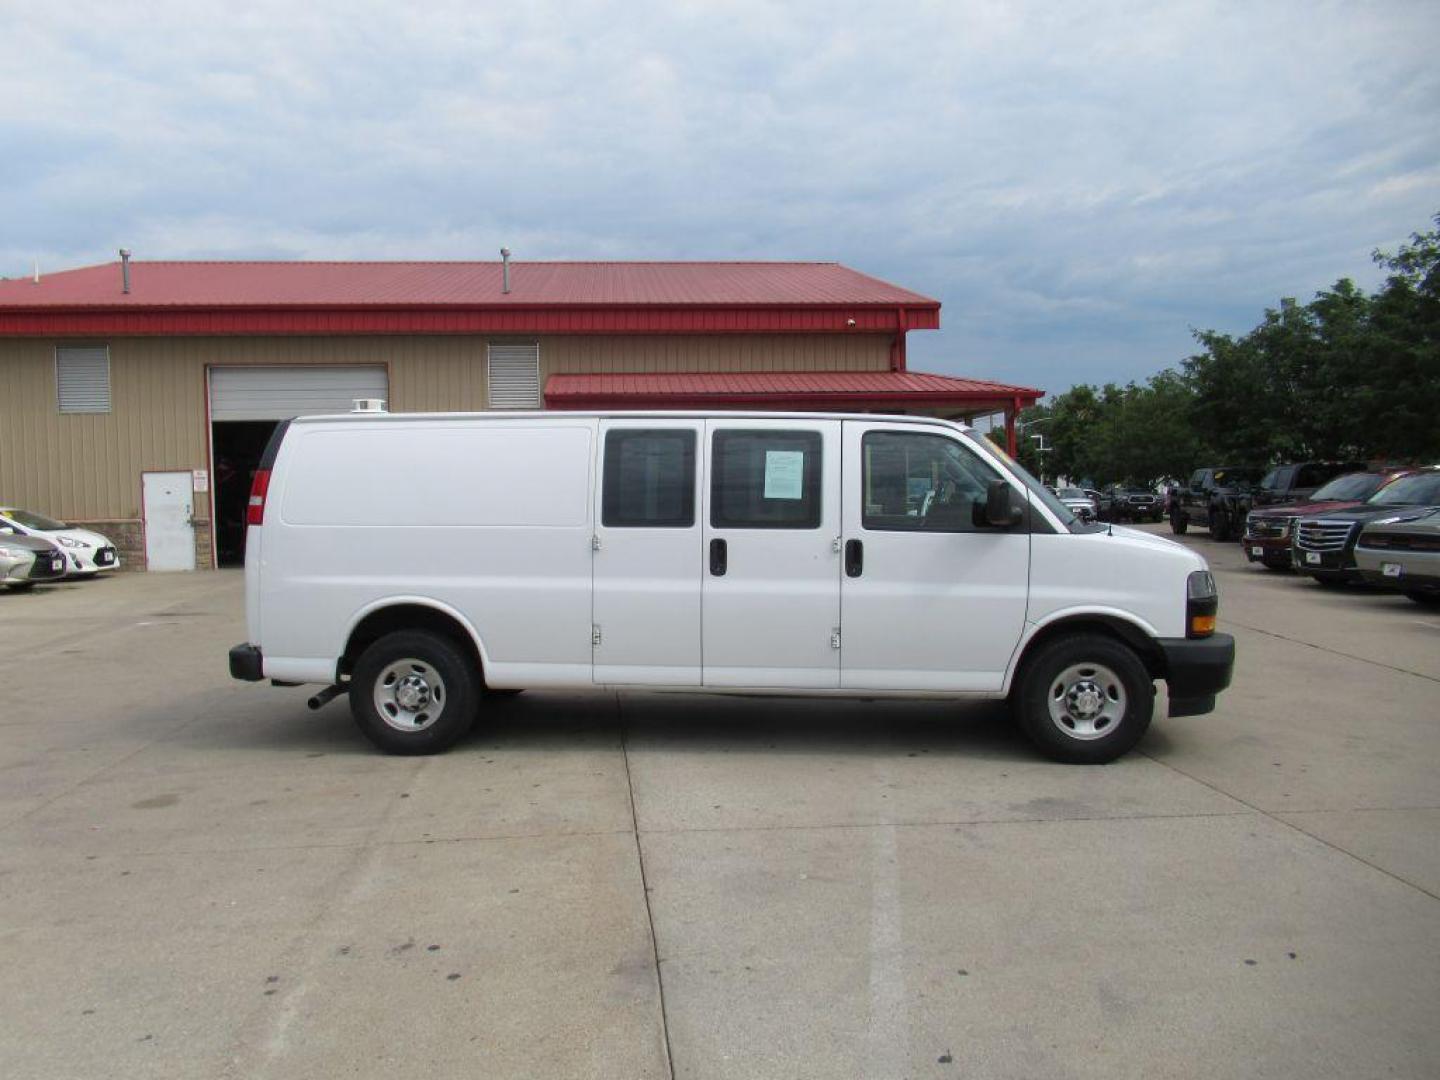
545,371 -> 1043,413
0,303 -> 939,338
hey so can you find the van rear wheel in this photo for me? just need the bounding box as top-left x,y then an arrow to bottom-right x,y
1012,634 -> 1154,764
350,630 -> 478,754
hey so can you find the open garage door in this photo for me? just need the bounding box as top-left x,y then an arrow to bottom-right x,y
210,365 -> 388,421
209,365 -> 388,566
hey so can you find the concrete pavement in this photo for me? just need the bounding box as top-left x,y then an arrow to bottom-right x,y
0,535 -> 1436,1079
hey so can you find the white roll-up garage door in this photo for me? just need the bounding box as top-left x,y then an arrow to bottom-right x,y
209,366 -> 389,421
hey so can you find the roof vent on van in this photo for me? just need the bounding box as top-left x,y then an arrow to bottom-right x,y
351,398 -> 388,413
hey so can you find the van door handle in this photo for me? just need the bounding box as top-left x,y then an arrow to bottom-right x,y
844,539 -> 863,578
709,538 -> 728,576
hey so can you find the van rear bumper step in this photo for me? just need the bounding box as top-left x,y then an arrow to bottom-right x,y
229,643 -> 264,681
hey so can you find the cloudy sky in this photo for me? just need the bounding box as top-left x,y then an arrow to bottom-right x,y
2,0 -> 1437,395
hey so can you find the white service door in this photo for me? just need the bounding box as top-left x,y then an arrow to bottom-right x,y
592,420 -> 704,684
840,422 -> 1030,691
143,472 -> 196,572
702,419 -> 842,687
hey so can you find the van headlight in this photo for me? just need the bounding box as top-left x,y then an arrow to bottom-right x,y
1187,570 -> 1217,638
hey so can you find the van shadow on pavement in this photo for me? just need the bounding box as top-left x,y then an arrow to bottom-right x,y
190,687 -> 1034,762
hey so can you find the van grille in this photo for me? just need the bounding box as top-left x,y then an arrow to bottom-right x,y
1296,519 -> 1356,552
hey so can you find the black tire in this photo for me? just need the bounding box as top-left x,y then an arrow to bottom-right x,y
1405,590 -> 1440,607
350,630 -> 479,754
6,581 -> 37,592
1262,559 -> 1292,572
1208,509 -> 1232,541
1011,633 -> 1155,764
1169,511 -> 1188,535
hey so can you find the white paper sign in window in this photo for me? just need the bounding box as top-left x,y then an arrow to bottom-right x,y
763,450 -> 805,500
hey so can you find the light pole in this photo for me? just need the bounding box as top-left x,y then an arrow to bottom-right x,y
1029,433 -> 1052,486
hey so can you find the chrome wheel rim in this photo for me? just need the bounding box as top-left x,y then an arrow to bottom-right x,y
1047,662 -> 1126,741
374,658 -> 446,732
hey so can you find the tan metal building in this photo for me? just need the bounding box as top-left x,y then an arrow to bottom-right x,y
0,258 -> 1040,570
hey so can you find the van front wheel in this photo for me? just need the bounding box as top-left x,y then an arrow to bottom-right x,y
350,630 -> 479,754
1012,634 -> 1154,764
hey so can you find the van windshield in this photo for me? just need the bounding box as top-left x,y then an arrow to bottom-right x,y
962,432 -> 1075,526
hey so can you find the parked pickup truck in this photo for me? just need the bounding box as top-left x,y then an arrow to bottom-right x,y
1251,462 -> 1366,508
1102,485 -> 1164,523
1168,467 -> 1265,541
1242,470 -> 1403,571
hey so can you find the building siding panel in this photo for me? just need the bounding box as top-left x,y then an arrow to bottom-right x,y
0,332 -> 889,524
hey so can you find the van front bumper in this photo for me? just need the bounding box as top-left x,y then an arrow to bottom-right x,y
229,643 -> 264,682
1158,633 -> 1235,717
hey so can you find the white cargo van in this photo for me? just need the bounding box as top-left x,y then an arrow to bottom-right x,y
230,411 -> 1234,763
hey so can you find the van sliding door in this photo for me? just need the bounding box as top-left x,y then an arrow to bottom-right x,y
701,419 -> 842,688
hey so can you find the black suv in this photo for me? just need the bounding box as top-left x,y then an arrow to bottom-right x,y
1293,468 -> 1440,585
1168,467 -> 1265,541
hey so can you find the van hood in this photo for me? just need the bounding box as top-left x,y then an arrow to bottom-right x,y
1105,524 -> 1190,551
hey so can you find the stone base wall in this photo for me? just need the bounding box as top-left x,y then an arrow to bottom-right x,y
69,518 -> 213,572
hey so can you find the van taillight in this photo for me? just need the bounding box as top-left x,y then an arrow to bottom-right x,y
247,469 -> 271,526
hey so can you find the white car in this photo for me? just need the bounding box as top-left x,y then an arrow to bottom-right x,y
1054,487 -> 1098,522
0,529 -> 68,590
230,409 -> 1235,764
0,507 -> 120,576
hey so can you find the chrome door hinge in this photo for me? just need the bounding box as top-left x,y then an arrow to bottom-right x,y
830,628 -> 842,649
592,624 -> 603,646
590,535 -> 602,551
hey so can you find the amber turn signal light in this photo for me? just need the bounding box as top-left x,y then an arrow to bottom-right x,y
1190,614 -> 1216,637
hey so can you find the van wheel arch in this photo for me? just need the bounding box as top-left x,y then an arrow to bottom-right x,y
341,603 -> 485,684
1012,616 -> 1164,686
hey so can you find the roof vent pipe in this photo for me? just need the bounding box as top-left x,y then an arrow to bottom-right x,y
500,247 -> 511,294
119,249 -> 132,294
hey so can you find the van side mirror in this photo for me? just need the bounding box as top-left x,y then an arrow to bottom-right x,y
985,480 -> 1025,527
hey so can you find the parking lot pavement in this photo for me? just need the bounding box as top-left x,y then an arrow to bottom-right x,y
1,556 -> 1437,1079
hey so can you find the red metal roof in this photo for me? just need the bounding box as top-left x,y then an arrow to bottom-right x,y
545,371 -> 1042,410
0,260 -> 937,309
0,260 -> 940,339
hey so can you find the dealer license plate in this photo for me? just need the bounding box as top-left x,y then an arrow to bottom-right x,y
1381,562 -> 1402,578
1305,551 -> 1321,565
1251,546 -> 1263,557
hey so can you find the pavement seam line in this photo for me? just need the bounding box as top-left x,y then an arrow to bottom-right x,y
618,692 -> 677,1080
1225,619 -> 1440,684
1139,750 -> 1440,904
635,808 -> 1255,836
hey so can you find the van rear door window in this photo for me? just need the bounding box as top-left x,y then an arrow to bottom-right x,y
602,429 -> 696,527
711,430 -> 822,529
